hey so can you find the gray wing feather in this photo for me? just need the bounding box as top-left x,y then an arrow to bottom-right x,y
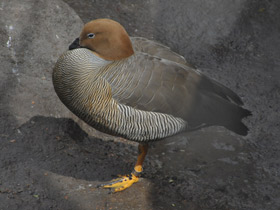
131,37 -> 193,67
106,53 -> 199,119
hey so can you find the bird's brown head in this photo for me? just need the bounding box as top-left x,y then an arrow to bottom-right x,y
78,19 -> 134,61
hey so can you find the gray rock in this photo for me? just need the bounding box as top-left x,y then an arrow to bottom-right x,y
0,0 -> 82,130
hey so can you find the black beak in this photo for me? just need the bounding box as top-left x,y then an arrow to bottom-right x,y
69,37 -> 80,50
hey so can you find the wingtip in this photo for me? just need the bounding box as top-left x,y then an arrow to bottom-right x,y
242,108 -> 252,118
226,121 -> 250,136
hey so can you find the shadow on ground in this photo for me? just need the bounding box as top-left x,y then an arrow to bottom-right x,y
1,116 -> 133,209
0,115 -> 259,210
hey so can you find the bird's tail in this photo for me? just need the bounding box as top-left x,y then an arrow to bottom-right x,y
187,75 -> 251,136
223,106 -> 251,135
208,77 -> 252,135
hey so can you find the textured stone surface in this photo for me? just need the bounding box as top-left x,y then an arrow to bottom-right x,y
0,0 -> 280,209
0,0 -> 81,128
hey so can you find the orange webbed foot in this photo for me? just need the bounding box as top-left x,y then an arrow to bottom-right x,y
98,144 -> 148,193
99,173 -> 139,193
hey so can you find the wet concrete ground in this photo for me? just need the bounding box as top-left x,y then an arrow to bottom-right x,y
0,0 -> 280,209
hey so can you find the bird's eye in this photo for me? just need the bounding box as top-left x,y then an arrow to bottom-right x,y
87,33 -> 95,39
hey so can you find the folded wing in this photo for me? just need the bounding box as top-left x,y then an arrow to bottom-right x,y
103,49 -> 250,135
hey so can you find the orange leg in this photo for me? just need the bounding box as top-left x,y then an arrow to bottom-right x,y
101,143 -> 148,193
132,143 -> 148,176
